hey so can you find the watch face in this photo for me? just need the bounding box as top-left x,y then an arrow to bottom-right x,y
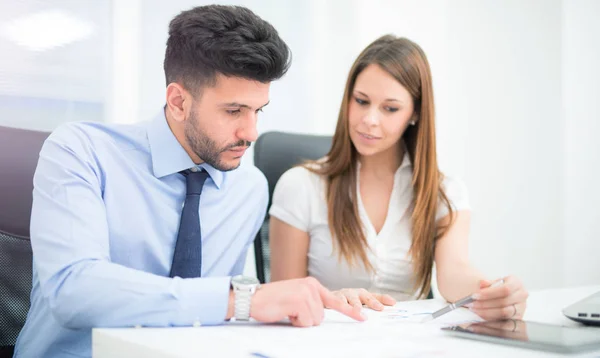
232,275 -> 259,286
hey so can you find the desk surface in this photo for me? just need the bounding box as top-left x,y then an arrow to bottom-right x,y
93,285 -> 600,358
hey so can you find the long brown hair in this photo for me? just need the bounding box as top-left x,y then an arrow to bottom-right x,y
305,35 -> 454,298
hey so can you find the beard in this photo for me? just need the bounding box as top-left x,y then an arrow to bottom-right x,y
184,108 -> 250,171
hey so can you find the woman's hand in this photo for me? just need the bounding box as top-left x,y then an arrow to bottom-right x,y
331,288 -> 396,311
468,276 -> 528,320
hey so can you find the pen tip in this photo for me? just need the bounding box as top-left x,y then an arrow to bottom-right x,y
420,314 -> 434,323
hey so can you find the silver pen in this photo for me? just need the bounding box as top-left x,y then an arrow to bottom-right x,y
421,279 -> 505,322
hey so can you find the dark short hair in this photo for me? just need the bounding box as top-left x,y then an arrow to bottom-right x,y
164,5 -> 291,94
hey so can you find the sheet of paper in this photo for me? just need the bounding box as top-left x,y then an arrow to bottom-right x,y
325,298 -> 483,325
212,299 -> 483,357
217,321 -> 452,358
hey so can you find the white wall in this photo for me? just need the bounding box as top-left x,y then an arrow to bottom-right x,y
444,0 -> 565,290
563,0 -> 600,287
2,0 -> 598,290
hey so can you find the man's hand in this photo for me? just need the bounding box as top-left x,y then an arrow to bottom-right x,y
250,277 -> 367,327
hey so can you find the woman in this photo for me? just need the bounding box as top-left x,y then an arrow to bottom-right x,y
268,35 -> 528,320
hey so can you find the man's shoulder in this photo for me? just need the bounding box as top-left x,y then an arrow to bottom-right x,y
47,121 -> 148,154
228,164 -> 268,191
221,164 -> 269,215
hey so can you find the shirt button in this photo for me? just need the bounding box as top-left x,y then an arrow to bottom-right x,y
190,167 -> 199,172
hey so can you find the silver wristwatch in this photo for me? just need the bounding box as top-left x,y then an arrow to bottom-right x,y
231,275 -> 260,321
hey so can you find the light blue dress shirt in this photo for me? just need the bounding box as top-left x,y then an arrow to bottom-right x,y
14,112 -> 268,358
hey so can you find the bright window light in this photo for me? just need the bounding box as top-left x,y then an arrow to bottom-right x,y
2,9 -> 94,52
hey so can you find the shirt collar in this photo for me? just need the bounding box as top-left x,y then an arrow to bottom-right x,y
397,150 -> 412,173
146,110 -> 224,189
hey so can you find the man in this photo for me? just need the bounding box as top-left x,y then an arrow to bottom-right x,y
14,5 -> 363,358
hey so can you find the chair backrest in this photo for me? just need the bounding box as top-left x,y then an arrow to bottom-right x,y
0,126 -> 49,356
252,131 -> 332,283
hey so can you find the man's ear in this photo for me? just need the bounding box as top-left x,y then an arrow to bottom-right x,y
166,83 -> 189,123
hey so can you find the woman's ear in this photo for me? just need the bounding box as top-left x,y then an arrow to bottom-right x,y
409,113 -> 418,126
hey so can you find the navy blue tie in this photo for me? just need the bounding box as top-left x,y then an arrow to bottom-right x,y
169,169 -> 209,278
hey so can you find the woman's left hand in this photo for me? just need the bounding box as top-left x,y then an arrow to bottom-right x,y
468,276 -> 528,320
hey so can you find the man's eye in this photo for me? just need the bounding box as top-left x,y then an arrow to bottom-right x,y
226,109 -> 241,115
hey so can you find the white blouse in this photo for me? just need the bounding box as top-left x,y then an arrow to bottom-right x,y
269,153 -> 470,301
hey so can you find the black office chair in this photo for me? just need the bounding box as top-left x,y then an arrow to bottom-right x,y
253,131 -> 332,283
0,126 -> 49,358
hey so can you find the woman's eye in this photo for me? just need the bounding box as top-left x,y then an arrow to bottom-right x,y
385,107 -> 399,113
355,97 -> 368,105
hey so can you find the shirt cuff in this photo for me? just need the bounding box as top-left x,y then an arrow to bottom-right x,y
176,276 -> 232,326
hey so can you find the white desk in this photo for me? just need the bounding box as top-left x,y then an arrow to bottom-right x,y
93,285 -> 600,358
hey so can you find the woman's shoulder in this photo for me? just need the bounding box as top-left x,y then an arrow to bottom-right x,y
270,158 -> 328,220
280,158 -> 327,182
274,158 -> 327,198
